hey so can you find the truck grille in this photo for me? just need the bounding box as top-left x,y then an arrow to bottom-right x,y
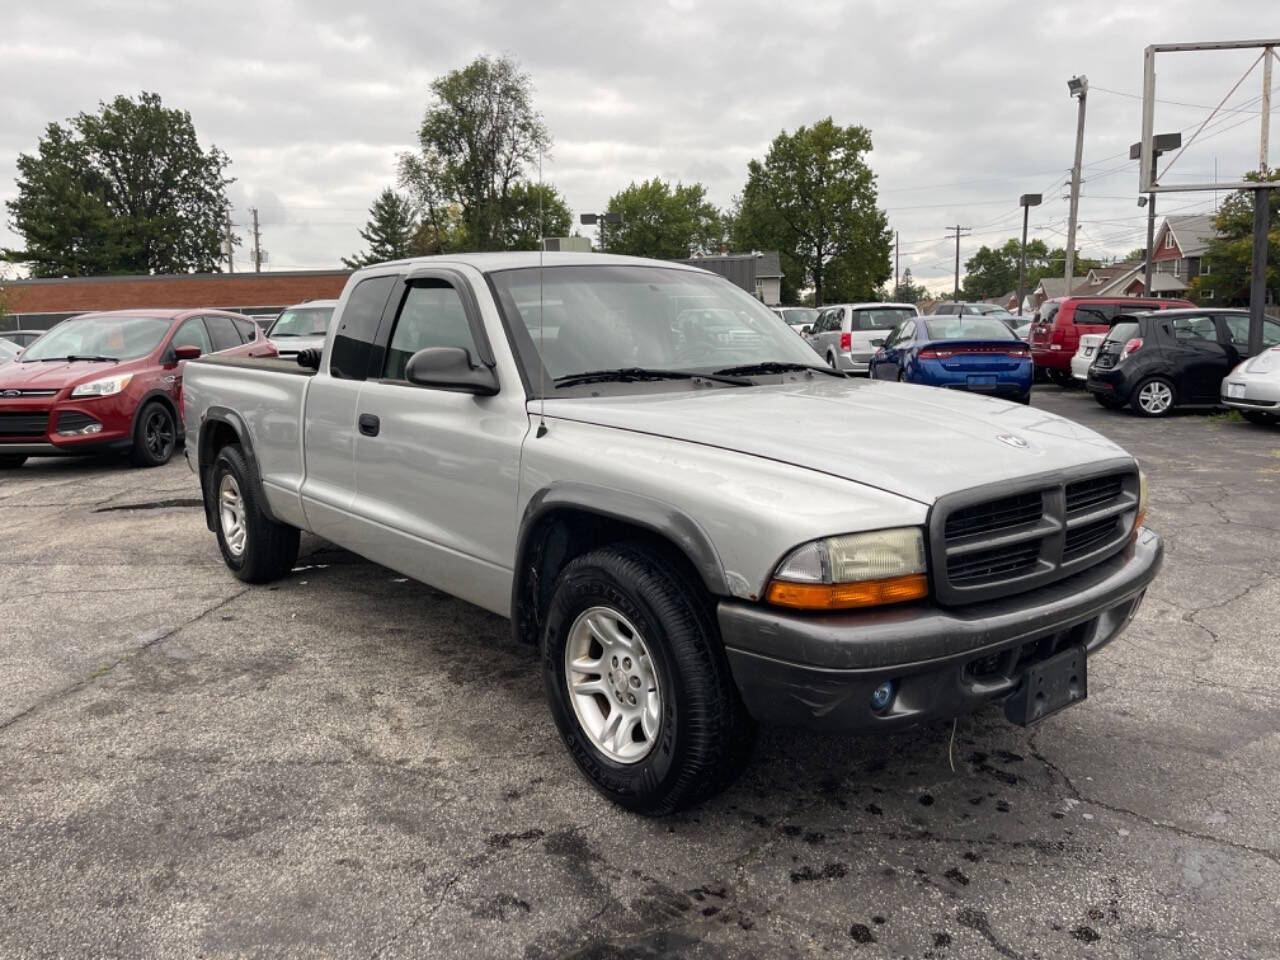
929,466 -> 1139,605
0,412 -> 50,436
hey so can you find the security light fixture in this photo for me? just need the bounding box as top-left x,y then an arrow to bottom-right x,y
1019,194 -> 1043,208
1068,75 -> 1088,97
579,213 -> 622,225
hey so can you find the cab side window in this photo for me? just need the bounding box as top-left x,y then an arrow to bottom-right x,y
382,280 -> 478,382
331,275 -> 399,380
171,318 -> 211,354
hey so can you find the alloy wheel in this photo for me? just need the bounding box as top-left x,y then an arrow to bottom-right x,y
564,606 -> 662,764
145,409 -> 174,459
219,473 -> 247,557
1138,380 -> 1173,415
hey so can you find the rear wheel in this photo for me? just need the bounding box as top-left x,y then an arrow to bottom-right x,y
826,352 -> 838,370
542,542 -> 755,815
1048,369 -> 1072,387
897,369 -> 907,382
0,455 -> 26,469
211,444 -> 300,583
1131,377 -> 1176,418
1241,410 -> 1278,427
129,402 -> 176,467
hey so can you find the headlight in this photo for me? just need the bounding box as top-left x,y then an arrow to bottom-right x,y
766,527 -> 928,610
70,374 -> 133,398
1134,469 -> 1148,536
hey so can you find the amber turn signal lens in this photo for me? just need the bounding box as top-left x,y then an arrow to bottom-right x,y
766,573 -> 929,610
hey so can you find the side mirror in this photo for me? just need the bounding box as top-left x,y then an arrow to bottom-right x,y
405,346 -> 499,396
174,345 -> 202,361
801,325 -> 813,336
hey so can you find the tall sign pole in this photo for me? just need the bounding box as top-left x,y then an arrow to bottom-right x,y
1064,76 -> 1089,288
1248,46 -> 1273,358
1017,194 -> 1042,316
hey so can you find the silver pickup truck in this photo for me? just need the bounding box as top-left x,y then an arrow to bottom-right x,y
183,252 -> 1162,815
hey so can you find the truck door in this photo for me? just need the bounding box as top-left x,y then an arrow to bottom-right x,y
299,273 -> 400,543
346,270 -> 528,615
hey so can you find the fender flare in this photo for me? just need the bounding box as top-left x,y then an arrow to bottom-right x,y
196,406 -> 278,528
510,482 -> 731,644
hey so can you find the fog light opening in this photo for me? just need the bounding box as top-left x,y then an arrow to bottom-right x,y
871,680 -> 897,713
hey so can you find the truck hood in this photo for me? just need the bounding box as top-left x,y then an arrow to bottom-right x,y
538,378 -> 1130,505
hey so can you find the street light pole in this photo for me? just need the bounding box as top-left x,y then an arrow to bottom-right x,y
1064,75 -> 1089,288
1016,194 -> 1042,316
579,212 -> 623,253
1131,133 -> 1181,295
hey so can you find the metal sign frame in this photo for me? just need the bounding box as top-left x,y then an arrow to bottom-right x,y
1140,39 -> 1277,192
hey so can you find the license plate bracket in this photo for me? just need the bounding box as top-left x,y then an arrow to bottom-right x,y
1227,382 -> 1245,398
1004,644 -> 1087,726
967,374 -> 998,388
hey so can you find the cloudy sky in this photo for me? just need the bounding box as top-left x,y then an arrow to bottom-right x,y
2,0 -> 1275,292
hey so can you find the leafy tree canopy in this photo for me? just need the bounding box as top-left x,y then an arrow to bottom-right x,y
398,55 -> 557,252
342,188 -> 418,269
4,92 -> 233,276
1188,170 -> 1280,306
961,237 -> 1101,300
731,118 -> 890,304
603,179 -> 722,259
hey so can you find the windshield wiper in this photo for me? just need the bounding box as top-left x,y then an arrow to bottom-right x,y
553,367 -> 750,389
36,355 -> 119,363
713,361 -> 845,378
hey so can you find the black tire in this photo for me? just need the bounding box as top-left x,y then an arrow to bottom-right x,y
542,542 -> 755,815
1016,391 -> 1032,405
1130,376 -> 1177,418
1048,369 -> 1072,387
0,455 -> 26,469
211,444 -> 300,583
1093,393 -> 1123,410
897,369 -> 907,382
1242,410 -> 1278,427
826,352 -> 838,370
129,401 -> 177,467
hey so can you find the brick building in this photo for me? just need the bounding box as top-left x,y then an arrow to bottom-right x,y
0,270 -> 352,331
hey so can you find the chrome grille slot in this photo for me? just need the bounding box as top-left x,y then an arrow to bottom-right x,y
56,411 -> 99,433
948,541 -> 1041,584
944,491 -> 1043,539
1064,516 -> 1120,560
1066,475 -> 1123,515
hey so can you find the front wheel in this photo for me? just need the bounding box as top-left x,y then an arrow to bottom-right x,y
542,543 -> 755,815
1131,377 -> 1176,418
129,402 -> 176,467
0,455 -> 26,469
211,444 -> 300,583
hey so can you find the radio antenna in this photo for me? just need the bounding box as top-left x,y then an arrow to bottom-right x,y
536,149 -> 547,438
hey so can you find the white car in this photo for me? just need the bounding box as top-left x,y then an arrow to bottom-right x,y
1071,333 -> 1105,381
265,299 -> 338,359
1222,345 -> 1280,426
808,302 -> 921,373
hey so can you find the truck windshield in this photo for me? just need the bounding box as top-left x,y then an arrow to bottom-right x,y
489,265 -> 822,392
269,306 -> 333,337
21,315 -> 171,362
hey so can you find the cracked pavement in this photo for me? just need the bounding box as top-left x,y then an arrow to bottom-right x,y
1,387 -> 1278,958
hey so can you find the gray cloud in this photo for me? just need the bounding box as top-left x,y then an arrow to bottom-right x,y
2,0 -> 1273,289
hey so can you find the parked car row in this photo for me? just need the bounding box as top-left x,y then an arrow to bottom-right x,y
0,309 -> 275,469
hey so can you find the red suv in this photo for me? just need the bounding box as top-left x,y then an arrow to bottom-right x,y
1030,296 -> 1193,383
0,309 -> 273,469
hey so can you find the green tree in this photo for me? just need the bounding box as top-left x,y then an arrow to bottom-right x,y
890,268 -> 928,304
732,118 -> 890,304
398,55 -> 552,252
960,238 -> 1101,300
1188,170 -> 1280,306
342,188 -> 419,268
1126,247 -> 1148,262
501,181 -> 573,250
4,92 -> 232,276
603,179 -> 722,258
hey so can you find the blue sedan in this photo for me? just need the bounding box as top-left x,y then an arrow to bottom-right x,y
869,316 -> 1033,404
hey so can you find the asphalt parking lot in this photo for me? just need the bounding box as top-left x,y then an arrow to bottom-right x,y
1,385 -> 1278,959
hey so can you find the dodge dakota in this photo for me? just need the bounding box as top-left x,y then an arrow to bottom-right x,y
182,252 -> 1162,814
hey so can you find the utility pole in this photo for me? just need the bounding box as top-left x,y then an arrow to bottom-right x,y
894,231 -> 900,293
1131,133 -> 1181,295
224,209 -> 234,273
946,225 -> 970,301
1248,45 -> 1273,358
1016,194 -> 1042,316
251,207 -> 262,273
1064,75 -> 1089,288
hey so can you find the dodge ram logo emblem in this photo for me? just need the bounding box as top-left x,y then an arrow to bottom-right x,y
1,390 -> 19,398
997,434 -> 1029,449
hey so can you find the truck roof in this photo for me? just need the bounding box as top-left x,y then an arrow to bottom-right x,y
350,252 -> 708,277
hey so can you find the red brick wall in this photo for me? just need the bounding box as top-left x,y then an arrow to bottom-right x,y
4,271 -> 351,315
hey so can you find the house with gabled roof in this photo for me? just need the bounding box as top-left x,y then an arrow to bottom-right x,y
1147,214 -> 1218,299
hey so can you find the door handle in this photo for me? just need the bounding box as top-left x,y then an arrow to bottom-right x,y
358,413 -> 380,437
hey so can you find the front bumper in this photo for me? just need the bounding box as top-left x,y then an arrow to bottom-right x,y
1221,375 -> 1280,411
0,401 -> 133,456
718,528 -> 1162,732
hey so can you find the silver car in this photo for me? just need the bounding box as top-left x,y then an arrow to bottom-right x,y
1222,344 -> 1280,426
266,299 -> 338,359
808,303 -> 920,373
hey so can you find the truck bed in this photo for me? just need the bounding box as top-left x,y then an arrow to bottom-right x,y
191,354 -> 317,377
